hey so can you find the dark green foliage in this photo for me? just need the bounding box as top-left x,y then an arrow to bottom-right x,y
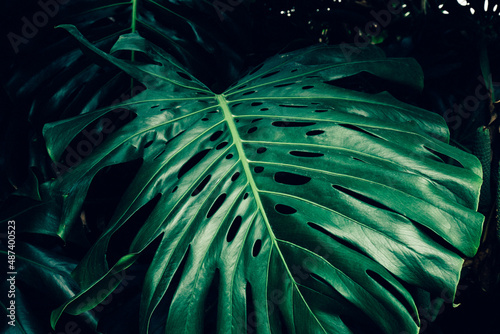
1,1 -> 497,333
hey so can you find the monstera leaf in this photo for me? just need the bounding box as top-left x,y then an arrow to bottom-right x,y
46,25 -> 484,334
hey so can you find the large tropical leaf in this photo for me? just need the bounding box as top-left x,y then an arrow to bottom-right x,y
46,25 -> 484,334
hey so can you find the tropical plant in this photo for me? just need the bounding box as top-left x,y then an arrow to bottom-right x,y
29,23 -> 483,333
0,1 -> 489,334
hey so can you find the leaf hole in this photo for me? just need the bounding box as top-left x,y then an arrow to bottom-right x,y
306,130 -> 324,136
332,185 -> 398,214
226,154 -> 234,159
210,130 -> 224,141
252,239 -> 262,257
216,141 -> 229,150
144,140 -> 154,148
251,118 -> 263,123
207,193 -> 227,219
257,147 -> 267,154
151,105 -> 159,109
315,109 -> 328,113
290,151 -> 324,158
261,70 -> 280,79
260,108 -> 269,111
302,86 -> 314,90
177,149 -> 211,179
243,91 -> 257,96
247,127 -> 258,134
352,157 -> 366,163
243,193 -> 249,200
274,83 -> 295,88
275,204 -> 297,215
231,172 -> 241,182
411,218 -> 465,257
191,175 -> 211,197
339,124 -> 379,139
232,103 -> 242,108
254,166 -> 264,173
246,282 -> 256,333
227,216 -> 242,242
236,85 -> 247,90
274,172 -> 311,185
251,102 -> 263,106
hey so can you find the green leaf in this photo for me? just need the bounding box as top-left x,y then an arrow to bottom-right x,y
47,26 -> 484,333
5,0 -> 252,115
0,241 -> 93,333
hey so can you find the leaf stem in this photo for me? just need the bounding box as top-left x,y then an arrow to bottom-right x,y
131,0 -> 138,34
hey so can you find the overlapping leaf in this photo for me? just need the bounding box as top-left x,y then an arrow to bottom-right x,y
4,0 -> 251,120
1,0 -> 252,196
0,240 -> 87,334
46,26 -> 484,333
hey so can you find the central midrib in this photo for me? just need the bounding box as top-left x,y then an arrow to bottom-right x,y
216,94 -> 327,332
217,94 -> 276,241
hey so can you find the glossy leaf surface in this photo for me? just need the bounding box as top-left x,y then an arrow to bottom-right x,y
47,26 -> 484,334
